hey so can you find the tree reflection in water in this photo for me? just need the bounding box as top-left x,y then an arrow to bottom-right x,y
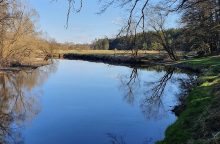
115,66 -> 195,144
107,132 -> 153,144
118,68 -> 140,105
141,67 -> 175,119
118,66 -> 194,120
107,133 -> 126,144
0,62 -> 57,144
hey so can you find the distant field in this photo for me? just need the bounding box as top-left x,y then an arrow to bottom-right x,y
55,49 -> 165,55
53,50 -> 189,59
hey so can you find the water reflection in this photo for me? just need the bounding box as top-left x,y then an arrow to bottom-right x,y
118,68 -> 140,105
115,66 -> 195,143
141,67 -> 175,119
0,63 -> 57,144
107,132 -> 154,144
107,133 -> 126,144
118,66 -> 194,120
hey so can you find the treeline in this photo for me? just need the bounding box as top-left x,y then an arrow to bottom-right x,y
55,42 -> 91,51
91,38 -> 109,50
91,29 -> 185,51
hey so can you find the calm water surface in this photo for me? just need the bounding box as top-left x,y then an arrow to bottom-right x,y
0,60 -> 193,144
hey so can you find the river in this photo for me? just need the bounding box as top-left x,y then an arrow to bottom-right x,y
0,60 -> 194,144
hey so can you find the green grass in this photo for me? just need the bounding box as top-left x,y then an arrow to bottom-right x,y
182,56 -> 220,72
158,55 -> 220,144
158,85 -> 213,144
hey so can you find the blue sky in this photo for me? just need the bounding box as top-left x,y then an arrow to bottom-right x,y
28,0 -> 179,44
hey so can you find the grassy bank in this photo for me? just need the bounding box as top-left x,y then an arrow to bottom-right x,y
158,56 -> 220,144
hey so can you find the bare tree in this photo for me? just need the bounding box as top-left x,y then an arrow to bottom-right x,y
0,0 -> 54,67
0,0 -> 37,66
145,6 -> 178,60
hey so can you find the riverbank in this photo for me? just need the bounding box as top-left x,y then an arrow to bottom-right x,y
158,56 -> 220,144
0,59 -> 51,72
63,53 -> 166,67
56,50 -> 187,67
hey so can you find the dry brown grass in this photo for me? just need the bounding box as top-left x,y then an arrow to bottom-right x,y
55,49 -> 164,55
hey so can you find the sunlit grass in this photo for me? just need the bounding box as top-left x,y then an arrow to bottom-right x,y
158,55 -> 220,144
183,56 -> 220,68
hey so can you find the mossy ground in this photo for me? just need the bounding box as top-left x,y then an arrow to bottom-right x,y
158,56 -> 220,144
